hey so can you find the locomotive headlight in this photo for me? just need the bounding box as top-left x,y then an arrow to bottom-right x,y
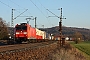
16,32 -> 19,34
9,36 -> 11,39
23,32 -> 27,34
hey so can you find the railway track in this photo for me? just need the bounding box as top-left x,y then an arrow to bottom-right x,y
0,40 -> 58,53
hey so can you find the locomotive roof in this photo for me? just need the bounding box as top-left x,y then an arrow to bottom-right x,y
20,23 -> 27,25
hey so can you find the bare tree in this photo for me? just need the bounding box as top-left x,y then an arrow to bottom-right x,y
74,32 -> 82,44
0,18 -> 9,40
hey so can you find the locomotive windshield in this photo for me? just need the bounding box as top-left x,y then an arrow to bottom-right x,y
15,25 -> 27,30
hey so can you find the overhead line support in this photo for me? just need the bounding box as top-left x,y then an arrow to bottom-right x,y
35,17 -> 37,28
11,9 -> 28,40
11,9 -> 15,40
59,8 -> 66,46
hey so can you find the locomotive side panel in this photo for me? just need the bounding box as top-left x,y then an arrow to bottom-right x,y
29,26 -> 36,39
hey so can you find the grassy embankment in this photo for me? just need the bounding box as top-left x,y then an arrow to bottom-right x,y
70,41 -> 90,60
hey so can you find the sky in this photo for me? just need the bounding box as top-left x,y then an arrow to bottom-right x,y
0,0 -> 90,29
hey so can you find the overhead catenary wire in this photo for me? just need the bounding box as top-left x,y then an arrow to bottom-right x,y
37,0 -> 56,27
29,0 -> 47,27
9,0 -> 29,12
9,0 -> 43,28
13,9 -> 28,20
37,0 -> 47,10
29,0 -> 47,18
0,0 -> 28,17
9,0 -> 32,17
9,0 -> 21,8
0,0 -> 33,29
37,0 -> 59,18
46,11 -> 55,27
0,0 -> 12,8
46,9 -> 59,18
0,0 -> 56,28
9,0 -> 25,9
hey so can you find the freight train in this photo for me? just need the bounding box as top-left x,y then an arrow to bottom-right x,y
15,23 -> 50,43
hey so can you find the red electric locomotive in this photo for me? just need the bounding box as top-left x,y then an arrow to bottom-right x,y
15,23 -> 36,43
15,23 -> 47,43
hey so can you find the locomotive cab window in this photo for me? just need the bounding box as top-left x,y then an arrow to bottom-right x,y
16,26 -> 21,30
16,25 -> 27,30
22,26 -> 27,30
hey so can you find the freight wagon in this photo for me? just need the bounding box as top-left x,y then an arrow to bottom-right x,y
36,28 -> 46,39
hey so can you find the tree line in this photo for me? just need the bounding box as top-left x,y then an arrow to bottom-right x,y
0,17 -> 90,42
0,18 -> 9,40
45,26 -> 90,42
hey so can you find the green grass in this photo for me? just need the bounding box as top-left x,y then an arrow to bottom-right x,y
70,41 -> 90,60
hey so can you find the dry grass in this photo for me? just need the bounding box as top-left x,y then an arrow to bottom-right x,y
47,43 -> 86,60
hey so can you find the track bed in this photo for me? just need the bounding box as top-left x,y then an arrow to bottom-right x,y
0,40 -> 57,53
